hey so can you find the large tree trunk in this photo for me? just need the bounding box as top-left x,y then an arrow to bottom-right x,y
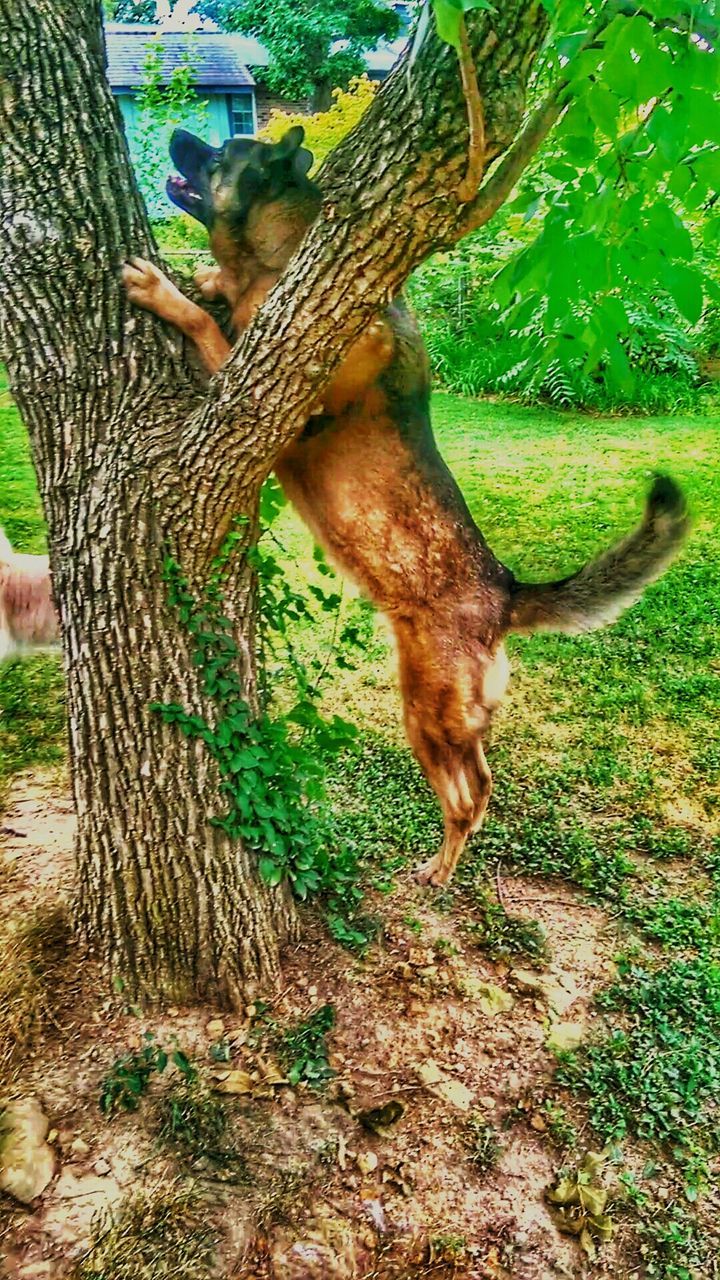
0,0 -> 298,1007
0,0 -> 554,1006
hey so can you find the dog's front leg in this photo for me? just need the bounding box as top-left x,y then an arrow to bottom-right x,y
122,257 -> 230,375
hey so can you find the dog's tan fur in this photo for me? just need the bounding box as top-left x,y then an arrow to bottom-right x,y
0,529 -> 59,662
123,128 -> 688,885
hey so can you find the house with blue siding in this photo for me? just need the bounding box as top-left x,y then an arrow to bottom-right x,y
105,23 -> 404,147
106,25 -> 264,149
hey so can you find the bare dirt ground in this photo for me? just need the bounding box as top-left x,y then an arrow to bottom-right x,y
1,769 -> 637,1279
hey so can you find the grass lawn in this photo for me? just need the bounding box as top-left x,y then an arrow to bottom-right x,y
2,376 -> 720,1271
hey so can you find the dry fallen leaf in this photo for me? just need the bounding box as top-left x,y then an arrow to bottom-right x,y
213,1069 -> 253,1095
546,1020 -> 587,1053
415,1060 -> 473,1110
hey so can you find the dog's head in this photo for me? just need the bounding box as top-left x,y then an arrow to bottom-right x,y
167,126 -> 321,274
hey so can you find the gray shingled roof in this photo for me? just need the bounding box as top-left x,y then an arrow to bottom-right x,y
105,27 -> 256,89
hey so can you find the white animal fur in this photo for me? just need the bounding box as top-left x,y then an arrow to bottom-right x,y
0,528 -> 59,661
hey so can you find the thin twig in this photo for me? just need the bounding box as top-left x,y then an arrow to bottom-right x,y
495,861 -> 508,912
456,17 -> 489,202
462,86 -> 564,233
460,10 -> 616,235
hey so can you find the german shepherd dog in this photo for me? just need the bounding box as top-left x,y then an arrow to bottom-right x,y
123,127 -> 688,887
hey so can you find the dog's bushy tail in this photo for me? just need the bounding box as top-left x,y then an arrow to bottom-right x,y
507,476 -> 688,635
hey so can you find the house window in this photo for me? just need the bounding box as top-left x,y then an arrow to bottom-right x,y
228,93 -> 254,136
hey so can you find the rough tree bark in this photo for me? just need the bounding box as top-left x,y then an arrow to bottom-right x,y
0,0 -> 555,1006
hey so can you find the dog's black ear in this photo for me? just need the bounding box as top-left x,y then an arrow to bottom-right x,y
271,126 -> 315,182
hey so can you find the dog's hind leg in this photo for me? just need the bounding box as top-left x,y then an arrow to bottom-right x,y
396,628 -> 508,887
410,730 -> 493,887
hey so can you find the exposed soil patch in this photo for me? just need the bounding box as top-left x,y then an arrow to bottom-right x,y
1,771 -> 637,1278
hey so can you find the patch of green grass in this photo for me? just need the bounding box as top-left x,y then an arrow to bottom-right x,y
69,1184 -> 217,1280
557,958 -> 720,1153
621,1173 -> 715,1280
462,1113 -> 502,1172
0,372 -> 65,799
156,1075 -> 246,1175
0,373 -> 46,555
279,1003 -> 336,1088
542,1099 -> 578,1150
619,892 -> 720,953
247,1000 -> 337,1089
330,736 -> 442,865
0,658 -> 66,800
100,1038 -> 194,1115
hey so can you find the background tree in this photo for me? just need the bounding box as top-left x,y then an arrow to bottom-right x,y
106,0 -> 157,20
1,0 -> 716,1011
217,0 -> 401,109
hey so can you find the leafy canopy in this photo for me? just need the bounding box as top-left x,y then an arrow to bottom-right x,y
496,0 -> 720,396
408,0 -> 720,404
216,0 -> 400,101
107,0 -> 400,103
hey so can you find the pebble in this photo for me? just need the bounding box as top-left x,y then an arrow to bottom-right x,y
94,1158 -> 111,1176
70,1138 -> 90,1157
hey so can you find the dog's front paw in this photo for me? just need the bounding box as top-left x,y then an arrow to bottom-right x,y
122,257 -> 190,326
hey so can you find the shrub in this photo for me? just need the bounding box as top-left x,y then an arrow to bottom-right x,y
260,76 -> 377,170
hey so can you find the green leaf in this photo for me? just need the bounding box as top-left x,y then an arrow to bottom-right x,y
172,1049 -> 194,1079
259,856 -> 284,886
665,265 -> 703,325
585,83 -> 619,139
432,0 -> 462,48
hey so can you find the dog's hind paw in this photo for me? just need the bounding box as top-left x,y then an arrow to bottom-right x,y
415,855 -> 448,888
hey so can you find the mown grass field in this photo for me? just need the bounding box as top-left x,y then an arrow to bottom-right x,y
2,374 -> 720,1273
